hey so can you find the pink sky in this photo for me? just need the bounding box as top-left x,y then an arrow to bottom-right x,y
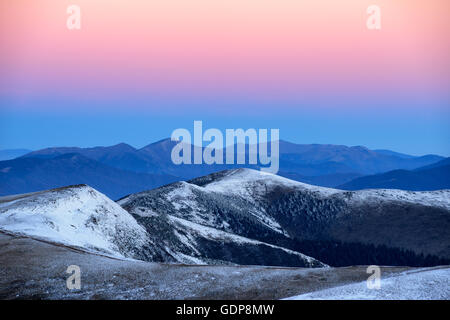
0,0 -> 449,112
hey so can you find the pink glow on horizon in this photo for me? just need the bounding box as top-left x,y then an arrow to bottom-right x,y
0,0 -> 449,111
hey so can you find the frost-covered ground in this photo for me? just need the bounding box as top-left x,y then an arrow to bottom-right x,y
166,215 -> 323,266
347,188 -> 450,210
285,267 -> 450,300
0,182 -> 326,267
1,169 -> 449,272
0,231 -> 427,300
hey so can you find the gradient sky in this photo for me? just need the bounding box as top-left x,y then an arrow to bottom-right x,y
0,0 -> 449,155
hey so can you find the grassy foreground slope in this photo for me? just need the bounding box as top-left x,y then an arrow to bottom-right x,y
2,231 -> 446,300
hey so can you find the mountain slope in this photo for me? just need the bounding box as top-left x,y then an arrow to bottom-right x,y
415,157 -> 450,170
339,157 -> 450,191
22,143 -> 155,173
3,231 -> 428,300
278,171 -> 362,187
285,267 -> 450,300
119,180 -> 325,267
0,149 -> 32,161
120,169 -> 450,264
0,153 -> 178,199
137,139 -> 445,176
277,140 -> 443,174
132,211 -> 324,267
372,149 -> 415,159
0,184 -> 325,268
0,185 -> 157,260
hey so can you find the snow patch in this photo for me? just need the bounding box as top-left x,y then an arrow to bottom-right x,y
168,215 -> 326,266
284,267 -> 450,300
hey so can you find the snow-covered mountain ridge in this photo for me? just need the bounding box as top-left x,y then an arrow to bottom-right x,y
0,182 -> 325,267
1,168 -> 449,267
190,168 -> 450,209
121,169 -> 450,263
0,185 -> 151,259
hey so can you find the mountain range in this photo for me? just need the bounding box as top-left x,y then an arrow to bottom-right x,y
340,157 -> 450,191
22,139 -> 444,177
1,169 -> 448,268
120,169 -> 450,265
0,181 -> 324,268
1,166 -> 449,299
0,139 -> 446,199
0,153 -> 178,199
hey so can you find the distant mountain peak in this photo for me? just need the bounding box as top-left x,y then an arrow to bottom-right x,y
0,149 -> 33,161
351,145 -> 370,151
109,142 -> 136,151
140,137 -> 175,150
7,139 -> 446,192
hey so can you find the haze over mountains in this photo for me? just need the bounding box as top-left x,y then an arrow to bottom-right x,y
0,138 -> 446,199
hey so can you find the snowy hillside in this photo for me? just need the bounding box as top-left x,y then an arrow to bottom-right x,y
119,171 -> 330,267
0,183 -> 325,267
193,168 -> 450,209
0,185 -> 151,259
200,168 -> 339,195
121,168 -> 450,264
125,196 -> 325,267
1,168 -> 449,268
163,214 -> 325,267
285,266 -> 450,300
5,230 -> 444,300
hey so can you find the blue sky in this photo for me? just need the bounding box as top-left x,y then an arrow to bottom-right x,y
1,102 -> 449,156
1,1 -> 449,157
